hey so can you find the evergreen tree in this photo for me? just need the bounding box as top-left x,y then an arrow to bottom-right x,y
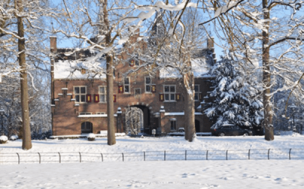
204,56 -> 264,133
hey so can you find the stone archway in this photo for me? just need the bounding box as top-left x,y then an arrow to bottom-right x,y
125,105 -> 151,135
125,107 -> 144,135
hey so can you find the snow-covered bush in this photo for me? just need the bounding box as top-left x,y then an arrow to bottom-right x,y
204,56 -> 264,132
87,133 -> 96,141
0,135 -> 8,144
10,135 -> 18,141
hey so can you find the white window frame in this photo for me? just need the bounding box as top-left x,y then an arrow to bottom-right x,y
74,86 -> 87,103
194,84 -> 200,101
124,77 -> 131,93
145,76 -> 152,93
164,85 -> 176,102
99,86 -> 107,103
134,88 -> 141,96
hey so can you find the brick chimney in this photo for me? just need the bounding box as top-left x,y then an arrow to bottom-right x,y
207,37 -> 214,49
50,36 -> 57,106
50,36 -> 57,53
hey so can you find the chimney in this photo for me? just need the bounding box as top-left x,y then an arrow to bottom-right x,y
50,36 -> 57,106
207,37 -> 214,49
50,36 -> 57,53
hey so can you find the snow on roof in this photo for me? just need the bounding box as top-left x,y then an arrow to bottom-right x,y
54,59 -> 106,79
160,57 -> 211,78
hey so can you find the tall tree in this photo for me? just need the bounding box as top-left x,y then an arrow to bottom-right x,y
199,0 -> 304,140
132,3 -> 205,142
205,56 -> 264,132
16,0 -> 32,149
51,0 -> 197,143
1,0 -> 51,149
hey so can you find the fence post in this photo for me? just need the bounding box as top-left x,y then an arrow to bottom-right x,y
268,149 -> 270,160
122,153 -> 124,162
248,149 -> 250,160
289,148 -> 292,160
38,152 -> 41,164
144,151 -> 145,161
164,151 -> 166,161
58,152 -> 61,163
185,150 -> 187,161
226,150 -> 228,160
16,153 -> 20,164
206,150 -> 208,160
79,152 -> 81,163
101,153 -> 103,162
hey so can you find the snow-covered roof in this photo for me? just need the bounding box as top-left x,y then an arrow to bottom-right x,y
160,57 -> 211,78
54,60 -> 106,79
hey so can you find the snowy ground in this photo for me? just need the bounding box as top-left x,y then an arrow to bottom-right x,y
1,134 -> 304,188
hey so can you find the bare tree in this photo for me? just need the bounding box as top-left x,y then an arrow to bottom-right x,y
199,0 -> 304,140
1,0 -> 51,149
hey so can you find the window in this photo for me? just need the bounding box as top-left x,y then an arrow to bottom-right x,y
145,76 -> 152,93
79,112 -> 92,115
194,84 -> 200,101
135,59 -> 139,66
135,54 -> 139,66
74,86 -> 87,103
164,85 -> 176,101
170,120 -> 176,131
96,112 -> 105,115
134,88 -> 141,95
124,77 -> 130,93
81,122 -> 93,134
99,86 -> 107,103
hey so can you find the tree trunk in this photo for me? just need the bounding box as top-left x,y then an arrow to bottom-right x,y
106,53 -> 116,145
16,0 -> 32,150
103,0 -> 116,145
262,0 -> 274,141
183,71 -> 195,142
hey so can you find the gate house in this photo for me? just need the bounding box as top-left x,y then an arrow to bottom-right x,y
50,33 -> 215,136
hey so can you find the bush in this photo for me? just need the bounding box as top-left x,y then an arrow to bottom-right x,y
10,135 -> 18,141
0,135 -> 8,144
87,133 -> 96,141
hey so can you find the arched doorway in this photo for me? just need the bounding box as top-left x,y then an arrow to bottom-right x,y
125,107 -> 144,135
125,105 -> 151,135
81,122 -> 93,134
195,120 -> 200,132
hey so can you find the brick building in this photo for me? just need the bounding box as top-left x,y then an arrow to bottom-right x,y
50,32 -> 215,136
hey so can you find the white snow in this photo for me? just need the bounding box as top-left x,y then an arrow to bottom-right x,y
160,58 -> 210,78
54,60 -> 106,79
214,1 -> 238,17
0,135 -> 8,141
164,112 -> 203,116
78,114 -> 118,118
87,133 -> 96,138
1,135 -> 304,188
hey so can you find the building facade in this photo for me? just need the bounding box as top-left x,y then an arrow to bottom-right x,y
50,33 -> 215,136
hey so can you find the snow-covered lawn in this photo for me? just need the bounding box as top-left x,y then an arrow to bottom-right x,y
1,134 -> 304,188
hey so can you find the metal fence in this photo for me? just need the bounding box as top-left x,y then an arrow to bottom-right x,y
1,148 -> 304,164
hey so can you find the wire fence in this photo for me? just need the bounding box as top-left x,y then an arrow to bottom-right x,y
1,148 -> 304,165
